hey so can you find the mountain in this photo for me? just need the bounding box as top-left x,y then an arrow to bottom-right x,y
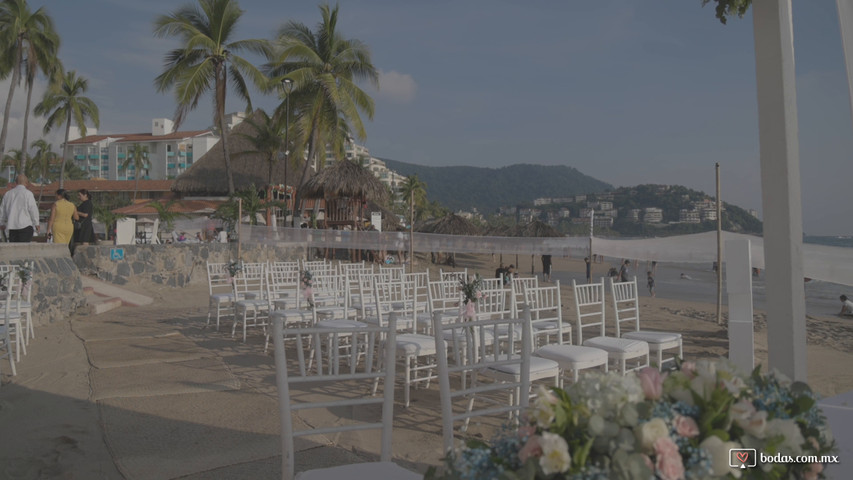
379,158 -> 613,214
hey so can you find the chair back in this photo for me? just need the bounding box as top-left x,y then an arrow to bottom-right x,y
572,279 -> 606,344
474,287 -> 511,320
403,271 -> 430,313
432,307 -> 531,453
439,268 -> 468,283
511,276 -> 539,316
206,262 -> 231,296
478,277 -> 504,291
233,263 -> 267,301
272,312 -> 398,480
523,281 -> 567,345
609,276 -> 640,337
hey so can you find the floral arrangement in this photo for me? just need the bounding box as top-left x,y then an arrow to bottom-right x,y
16,262 -> 32,297
428,359 -> 835,480
226,260 -> 243,279
300,269 -> 314,308
459,274 -> 483,319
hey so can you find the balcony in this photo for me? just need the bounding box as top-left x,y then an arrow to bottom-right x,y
178,163 -> 187,168
88,154 -> 99,160
178,151 -> 187,157
74,154 -> 86,160
167,151 -> 175,157
101,166 -> 109,171
88,165 -> 99,171
101,155 -> 109,160
167,163 -> 176,169
117,153 -> 125,159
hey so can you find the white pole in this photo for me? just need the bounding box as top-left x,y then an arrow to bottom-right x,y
716,163 -> 723,326
837,0 -> 853,125
589,210 -> 594,264
752,0 -> 807,381
726,238 -> 754,371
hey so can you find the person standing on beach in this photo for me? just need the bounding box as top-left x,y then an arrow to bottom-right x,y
647,271 -> 655,297
584,257 -> 591,283
618,259 -> 630,282
541,254 -> 552,282
0,175 -> 41,242
840,295 -> 853,317
75,189 -> 96,245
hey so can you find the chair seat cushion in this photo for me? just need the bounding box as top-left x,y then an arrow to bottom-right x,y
296,461 -> 421,480
583,337 -> 649,357
396,334 -> 436,356
316,319 -> 368,329
534,345 -> 608,370
210,293 -> 234,303
271,309 -> 313,323
489,356 -> 560,377
623,331 -> 681,346
236,299 -> 267,309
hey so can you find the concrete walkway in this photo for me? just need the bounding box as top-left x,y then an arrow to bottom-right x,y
2,282 -> 444,479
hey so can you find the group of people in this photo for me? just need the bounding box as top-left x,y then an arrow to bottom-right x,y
0,174 -> 95,252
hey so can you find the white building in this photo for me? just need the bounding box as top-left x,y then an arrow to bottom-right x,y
643,207 -> 663,224
628,209 -> 642,222
701,207 -> 718,221
65,117 -> 219,180
324,138 -> 408,197
679,209 -> 701,223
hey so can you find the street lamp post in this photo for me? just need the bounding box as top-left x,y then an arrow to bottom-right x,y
283,78 -> 294,226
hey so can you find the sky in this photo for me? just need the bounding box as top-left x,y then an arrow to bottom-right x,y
6,0 -> 853,235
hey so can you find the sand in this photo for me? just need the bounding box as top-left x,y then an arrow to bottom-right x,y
1,252 -> 850,478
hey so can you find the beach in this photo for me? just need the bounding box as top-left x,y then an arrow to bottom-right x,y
1,253 -> 851,478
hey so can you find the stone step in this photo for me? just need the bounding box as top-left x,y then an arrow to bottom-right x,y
87,295 -> 123,315
81,276 -> 153,307
83,286 -> 95,296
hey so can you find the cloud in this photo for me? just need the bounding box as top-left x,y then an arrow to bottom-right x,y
0,78 -> 67,154
374,70 -> 417,105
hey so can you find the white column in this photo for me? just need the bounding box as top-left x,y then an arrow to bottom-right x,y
726,238 -> 754,371
752,0 -> 807,380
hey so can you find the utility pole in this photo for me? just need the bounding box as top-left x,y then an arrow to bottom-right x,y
716,163 -> 723,326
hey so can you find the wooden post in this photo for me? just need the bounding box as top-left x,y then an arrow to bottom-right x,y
752,0 -> 807,381
716,163 -> 723,326
237,197 -> 242,261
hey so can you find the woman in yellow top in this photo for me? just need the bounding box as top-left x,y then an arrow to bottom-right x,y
47,189 -> 78,249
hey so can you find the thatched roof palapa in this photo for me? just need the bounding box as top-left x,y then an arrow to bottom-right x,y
417,213 -> 482,236
299,159 -> 388,204
172,109 -> 300,195
515,219 -> 563,238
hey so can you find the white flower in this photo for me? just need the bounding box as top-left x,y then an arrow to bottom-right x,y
700,436 -> 741,478
743,411 -> 768,439
531,385 -> 558,428
539,432 -> 571,475
722,376 -> 747,395
730,400 -> 757,428
766,418 -> 804,456
668,385 -> 695,406
636,418 -> 669,452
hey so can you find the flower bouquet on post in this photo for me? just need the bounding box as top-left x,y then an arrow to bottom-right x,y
459,273 -> 483,319
427,358 -> 836,479
226,260 -> 242,282
300,270 -> 314,308
16,262 -> 32,297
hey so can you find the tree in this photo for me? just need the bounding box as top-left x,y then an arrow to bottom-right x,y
1,149 -> 27,177
264,3 -> 378,225
399,174 -> 427,225
153,0 -> 270,194
213,184 -> 283,229
234,109 -> 286,187
148,199 -> 190,233
123,143 -> 149,200
34,70 -> 99,188
701,0 -> 752,24
29,138 -> 57,205
0,0 -> 59,166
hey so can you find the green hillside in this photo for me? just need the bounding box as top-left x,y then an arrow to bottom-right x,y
379,159 -> 613,213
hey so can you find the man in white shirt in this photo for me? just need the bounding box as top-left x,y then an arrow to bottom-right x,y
0,175 -> 40,242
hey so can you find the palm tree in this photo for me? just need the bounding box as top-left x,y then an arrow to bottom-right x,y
235,109 -> 286,187
29,138 -> 57,204
1,148 -> 26,177
213,184 -> 283,229
153,0 -> 270,195
0,0 -> 60,165
34,70 -> 100,188
399,174 -> 427,225
123,143 -> 149,200
148,199 -> 190,234
265,3 -> 379,225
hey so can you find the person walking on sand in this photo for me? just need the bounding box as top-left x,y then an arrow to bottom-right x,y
840,295 -> 853,317
541,254 -> 552,282
647,271 -> 655,297
0,174 -> 41,242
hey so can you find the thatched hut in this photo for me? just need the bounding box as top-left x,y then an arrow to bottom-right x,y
172,110 -> 299,197
508,219 -> 563,275
417,213 -> 481,265
299,159 -> 388,230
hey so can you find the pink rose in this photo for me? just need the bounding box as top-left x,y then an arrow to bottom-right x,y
673,415 -> 699,438
803,462 -> 823,480
518,435 -> 542,463
642,454 -> 654,471
517,425 -> 536,439
638,367 -> 664,400
681,361 -> 697,378
654,437 -> 685,480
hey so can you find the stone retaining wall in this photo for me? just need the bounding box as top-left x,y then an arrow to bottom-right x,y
73,243 -> 306,287
0,244 -> 86,325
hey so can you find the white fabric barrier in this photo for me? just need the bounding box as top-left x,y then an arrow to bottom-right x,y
234,225 -> 853,286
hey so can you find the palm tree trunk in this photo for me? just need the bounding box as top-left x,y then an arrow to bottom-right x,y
134,175 -> 140,201
0,49 -> 22,155
292,130 -> 318,227
21,79 -> 33,170
215,64 -> 235,194
59,117 -> 71,188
